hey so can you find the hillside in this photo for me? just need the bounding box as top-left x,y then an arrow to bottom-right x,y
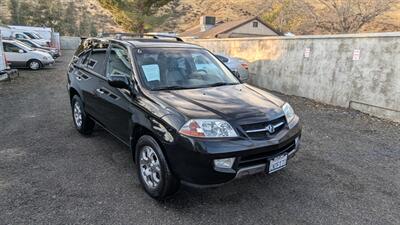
0,0 -> 124,34
1,0 -> 399,35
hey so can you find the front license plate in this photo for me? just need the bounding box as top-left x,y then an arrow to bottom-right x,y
268,154 -> 288,174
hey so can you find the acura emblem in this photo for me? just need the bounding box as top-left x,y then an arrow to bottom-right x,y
266,124 -> 275,134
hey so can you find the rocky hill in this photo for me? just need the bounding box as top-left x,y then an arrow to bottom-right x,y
1,0 -> 399,35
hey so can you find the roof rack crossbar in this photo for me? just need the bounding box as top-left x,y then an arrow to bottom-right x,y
97,32 -> 183,42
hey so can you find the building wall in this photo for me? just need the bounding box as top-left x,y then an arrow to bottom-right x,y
224,20 -> 278,37
188,33 -> 400,122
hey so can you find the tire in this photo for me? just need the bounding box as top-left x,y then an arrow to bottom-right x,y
135,135 -> 180,199
71,95 -> 95,135
27,59 -> 42,70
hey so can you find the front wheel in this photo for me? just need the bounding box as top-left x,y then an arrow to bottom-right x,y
28,59 -> 42,70
71,95 -> 95,135
136,135 -> 180,199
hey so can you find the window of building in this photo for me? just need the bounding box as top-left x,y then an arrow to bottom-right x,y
253,21 -> 259,28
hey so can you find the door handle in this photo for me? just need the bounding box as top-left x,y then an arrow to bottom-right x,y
96,88 -> 105,94
76,76 -> 82,81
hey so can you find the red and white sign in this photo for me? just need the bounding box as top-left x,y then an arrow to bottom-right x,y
353,49 -> 361,61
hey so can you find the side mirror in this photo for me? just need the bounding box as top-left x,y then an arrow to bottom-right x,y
18,49 -> 24,54
232,69 -> 240,78
232,69 -> 249,82
108,75 -> 131,90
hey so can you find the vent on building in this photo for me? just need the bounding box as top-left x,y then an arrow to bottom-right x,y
200,16 -> 216,32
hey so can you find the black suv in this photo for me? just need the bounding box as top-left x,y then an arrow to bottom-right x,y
67,34 -> 302,199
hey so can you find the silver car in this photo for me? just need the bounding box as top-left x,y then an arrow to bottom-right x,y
215,54 -> 249,81
2,39 -> 54,70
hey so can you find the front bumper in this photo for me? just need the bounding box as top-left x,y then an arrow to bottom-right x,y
163,118 -> 302,186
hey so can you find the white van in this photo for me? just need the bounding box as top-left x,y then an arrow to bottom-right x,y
2,39 -> 54,70
8,25 -> 52,41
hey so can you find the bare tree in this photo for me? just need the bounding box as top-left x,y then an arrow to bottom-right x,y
302,0 -> 398,33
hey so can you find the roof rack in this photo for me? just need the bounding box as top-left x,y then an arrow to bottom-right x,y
97,33 -> 183,42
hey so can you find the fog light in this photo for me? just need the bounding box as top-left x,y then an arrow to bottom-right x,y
214,158 -> 235,169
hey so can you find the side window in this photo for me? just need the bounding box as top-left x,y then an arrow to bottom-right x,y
3,43 -> 21,53
84,49 -> 107,75
107,45 -> 132,77
15,34 -> 25,39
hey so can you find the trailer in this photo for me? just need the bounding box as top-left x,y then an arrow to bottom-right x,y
8,25 -> 53,41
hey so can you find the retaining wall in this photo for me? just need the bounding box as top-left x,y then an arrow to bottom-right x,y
188,33 -> 400,122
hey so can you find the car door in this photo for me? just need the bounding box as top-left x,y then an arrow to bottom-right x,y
95,44 -> 133,144
74,49 -> 108,122
3,42 -> 25,68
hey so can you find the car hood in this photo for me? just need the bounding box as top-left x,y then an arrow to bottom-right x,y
152,83 -> 285,124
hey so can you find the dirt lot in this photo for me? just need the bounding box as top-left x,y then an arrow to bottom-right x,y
0,51 -> 399,225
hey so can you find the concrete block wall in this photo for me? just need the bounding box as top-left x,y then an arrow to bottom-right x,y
188,33 -> 400,122
60,36 -> 81,50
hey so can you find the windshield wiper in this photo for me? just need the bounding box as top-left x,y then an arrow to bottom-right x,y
208,82 -> 236,87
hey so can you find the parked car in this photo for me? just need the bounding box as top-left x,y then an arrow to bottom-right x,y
11,31 -> 50,47
67,35 -> 302,200
215,54 -> 249,81
18,39 -> 60,59
2,39 -> 54,70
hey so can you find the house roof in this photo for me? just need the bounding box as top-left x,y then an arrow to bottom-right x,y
179,17 -> 282,38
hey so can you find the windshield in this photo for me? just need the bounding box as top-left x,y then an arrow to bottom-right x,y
19,40 -> 34,47
14,41 -> 34,51
135,48 -> 240,90
24,32 -> 41,39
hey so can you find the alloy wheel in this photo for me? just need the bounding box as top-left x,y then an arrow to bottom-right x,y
30,61 -> 40,70
73,102 -> 83,128
139,146 -> 161,189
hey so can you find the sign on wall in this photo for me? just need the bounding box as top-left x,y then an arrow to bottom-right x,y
353,49 -> 361,61
304,48 -> 311,58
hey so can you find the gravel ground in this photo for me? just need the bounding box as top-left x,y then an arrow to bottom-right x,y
0,51 -> 399,225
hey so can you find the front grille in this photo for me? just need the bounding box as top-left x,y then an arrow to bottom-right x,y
241,116 -> 286,139
237,141 -> 296,168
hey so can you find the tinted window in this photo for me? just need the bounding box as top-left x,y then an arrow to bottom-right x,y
107,45 -> 132,78
3,43 -> 21,53
85,49 -> 107,75
15,34 -> 25,39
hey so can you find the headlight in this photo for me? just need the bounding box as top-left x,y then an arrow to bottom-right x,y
43,56 -> 48,60
179,119 -> 238,138
214,158 -> 235,169
282,103 -> 295,123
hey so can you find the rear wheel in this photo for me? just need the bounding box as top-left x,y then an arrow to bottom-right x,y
27,59 -> 42,70
71,95 -> 95,135
136,135 -> 180,199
